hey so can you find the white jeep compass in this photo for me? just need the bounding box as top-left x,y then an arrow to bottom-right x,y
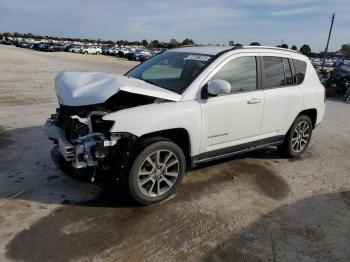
44,45 -> 325,204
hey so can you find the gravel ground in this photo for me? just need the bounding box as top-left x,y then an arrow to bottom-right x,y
0,45 -> 349,262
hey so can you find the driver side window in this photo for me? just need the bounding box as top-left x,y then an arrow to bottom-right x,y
211,56 -> 257,93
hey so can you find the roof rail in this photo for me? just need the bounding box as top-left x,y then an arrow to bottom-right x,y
240,45 -> 299,53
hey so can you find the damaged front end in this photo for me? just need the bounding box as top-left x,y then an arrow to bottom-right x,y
44,108 -> 116,169
43,103 -> 138,182
44,71 -> 179,182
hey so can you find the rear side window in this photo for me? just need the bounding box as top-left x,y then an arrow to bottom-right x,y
293,59 -> 307,84
263,57 -> 285,88
211,56 -> 257,93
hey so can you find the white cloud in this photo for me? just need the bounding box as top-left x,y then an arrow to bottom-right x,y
270,6 -> 317,16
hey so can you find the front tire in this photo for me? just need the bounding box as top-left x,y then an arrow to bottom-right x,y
128,140 -> 186,205
280,115 -> 313,158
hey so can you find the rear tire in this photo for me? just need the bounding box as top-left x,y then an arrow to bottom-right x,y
128,140 -> 186,205
280,115 -> 313,158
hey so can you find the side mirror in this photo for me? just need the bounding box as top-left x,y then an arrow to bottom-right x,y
207,79 -> 231,95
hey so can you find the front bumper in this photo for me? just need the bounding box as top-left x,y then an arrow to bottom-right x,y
43,119 -> 117,169
43,120 -> 75,161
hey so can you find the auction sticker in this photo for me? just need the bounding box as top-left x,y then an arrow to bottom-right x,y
185,55 -> 211,61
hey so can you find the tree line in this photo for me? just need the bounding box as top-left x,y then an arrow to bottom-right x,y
1,32 -> 349,57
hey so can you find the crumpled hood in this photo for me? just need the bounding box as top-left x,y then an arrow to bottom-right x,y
55,72 -> 181,106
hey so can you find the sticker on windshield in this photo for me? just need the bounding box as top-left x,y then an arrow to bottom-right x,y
184,55 -> 211,61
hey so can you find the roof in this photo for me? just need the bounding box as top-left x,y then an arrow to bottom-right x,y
169,45 -> 299,56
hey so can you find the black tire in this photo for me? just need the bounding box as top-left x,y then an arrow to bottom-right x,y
128,139 -> 186,205
280,115 -> 313,158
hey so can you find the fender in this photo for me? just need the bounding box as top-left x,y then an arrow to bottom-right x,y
103,100 -> 201,156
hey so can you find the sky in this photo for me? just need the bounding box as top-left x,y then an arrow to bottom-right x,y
0,0 -> 349,52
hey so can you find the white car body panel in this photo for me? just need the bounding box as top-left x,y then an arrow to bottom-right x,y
200,90 -> 264,153
298,57 -> 326,125
55,72 -> 181,106
103,101 -> 202,156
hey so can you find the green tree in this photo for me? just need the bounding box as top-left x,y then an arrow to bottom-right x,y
291,45 -> 298,51
169,38 -> 179,48
141,39 -> 149,47
3,32 -> 12,38
150,40 -> 160,48
182,38 -> 195,46
300,44 -> 311,55
250,42 -> 261,46
340,43 -> 350,57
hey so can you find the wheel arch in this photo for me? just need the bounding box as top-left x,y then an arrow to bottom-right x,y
298,108 -> 317,129
138,128 -> 192,168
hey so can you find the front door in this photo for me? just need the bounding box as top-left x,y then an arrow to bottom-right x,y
200,55 -> 264,157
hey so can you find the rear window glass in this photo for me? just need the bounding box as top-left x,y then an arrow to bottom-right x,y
263,57 -> 285,88
293,59 -> 307,84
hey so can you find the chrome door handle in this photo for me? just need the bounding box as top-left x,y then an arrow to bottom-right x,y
247,98 -> 261,104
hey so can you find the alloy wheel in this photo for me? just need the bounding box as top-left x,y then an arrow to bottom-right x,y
291,120 -> 311,153
137,150 -> 179,198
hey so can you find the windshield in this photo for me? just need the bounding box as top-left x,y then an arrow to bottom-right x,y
125,51 -> 214,94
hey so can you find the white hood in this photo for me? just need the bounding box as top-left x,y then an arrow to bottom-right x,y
55,72 -> 181,106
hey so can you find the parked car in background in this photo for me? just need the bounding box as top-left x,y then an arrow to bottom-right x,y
106,47 -> 119,56
64,44 -> 75,52
324,59 -> 334,67
127,50 -> 144,61
82,46 -> 102,54
44,45 -> 325,204
69,45 -> 83,53
102,46 -> 112,55
139,50 -> 159,61
51,44 -> 65,52
118,48 -> 135,57
38,43 -> 53,51
3,40 -> 12,45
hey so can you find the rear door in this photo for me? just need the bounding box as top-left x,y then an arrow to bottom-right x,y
259,54 -> 303,141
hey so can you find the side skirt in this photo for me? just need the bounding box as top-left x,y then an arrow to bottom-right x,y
191,135 -> 284,166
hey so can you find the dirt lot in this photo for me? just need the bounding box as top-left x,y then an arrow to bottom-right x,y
0,45 -> 350,262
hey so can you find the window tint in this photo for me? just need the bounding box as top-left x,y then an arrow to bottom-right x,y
211,56 -> 257,93
283,58 -> 293,85
263,56 -> 285,88
293,59 -> 307,84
